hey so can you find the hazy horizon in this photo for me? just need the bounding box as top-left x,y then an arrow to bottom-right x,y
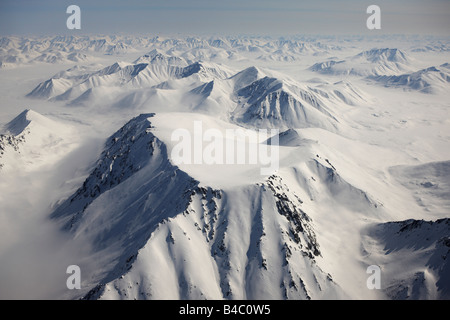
1,0 -> 449,37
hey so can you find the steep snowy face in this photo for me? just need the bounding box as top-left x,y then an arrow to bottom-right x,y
51,113 -> 196,230
229,66 -> 265,92
50,114 -> 200,296
363,218 -> 450,299
232,77 -> 339,131
26,78 -> 74,99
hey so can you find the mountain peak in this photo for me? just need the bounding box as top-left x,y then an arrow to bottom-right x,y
237,76 -> 284,99
357,48 -> 409,64
230,66 -> 263,91
133,49 -> 186,66
5,109 -> 45,135
147,48 -> 164,58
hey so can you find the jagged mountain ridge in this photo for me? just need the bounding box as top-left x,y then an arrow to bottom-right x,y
50,113 -> 345,300
27,59 -> 234,103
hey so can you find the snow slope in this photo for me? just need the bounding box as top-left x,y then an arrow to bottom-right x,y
389,161 -> 450,217
0,109 -> 79,172
363,218 -> 450,299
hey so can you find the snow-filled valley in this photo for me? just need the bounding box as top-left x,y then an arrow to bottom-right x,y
0,34 -> 449,300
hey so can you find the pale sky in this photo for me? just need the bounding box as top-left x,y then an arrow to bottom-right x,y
0,0 -> 449,36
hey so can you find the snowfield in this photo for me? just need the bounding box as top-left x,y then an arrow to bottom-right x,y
0,34 -> 449,300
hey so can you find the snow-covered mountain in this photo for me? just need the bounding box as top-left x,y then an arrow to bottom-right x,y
41,105 -> 449,300
27,59 -> 369,133
310,48 -> 413,76
132,49 -> 188,66
0,109 -> 78,172
0,34 -> 449,300
266,129 -> 316,147
368,64 -> 450,93
0,35 -> 342,69
0,35 -> 143,68
27,59 -> 235,104
232,76 -> 339,131
49,113 -> 352,299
